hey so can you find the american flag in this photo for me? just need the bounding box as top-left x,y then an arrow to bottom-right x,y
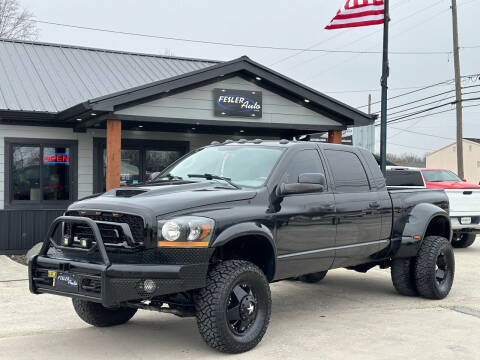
325,0 -> 385,30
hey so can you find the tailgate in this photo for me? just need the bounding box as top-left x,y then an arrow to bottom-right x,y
445,189 -> 480,216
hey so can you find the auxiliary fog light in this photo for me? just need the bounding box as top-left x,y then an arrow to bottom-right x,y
62,236 -> 73,246
80,238 -> 92,249
143,279 -> 157,294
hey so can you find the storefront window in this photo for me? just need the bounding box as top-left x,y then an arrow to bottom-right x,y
7,140 -> 76,206
42,147 -> 71,200
145,150 -> 184,179
98,143 -> 185,191
12,146 -> 41,200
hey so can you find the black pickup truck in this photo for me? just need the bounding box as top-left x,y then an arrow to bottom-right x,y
29,140 -> 454,353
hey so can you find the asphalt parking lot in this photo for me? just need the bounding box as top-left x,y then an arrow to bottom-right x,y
1,238 -> 479,360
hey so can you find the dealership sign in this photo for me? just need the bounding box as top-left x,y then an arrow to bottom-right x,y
214,88 -> 262,118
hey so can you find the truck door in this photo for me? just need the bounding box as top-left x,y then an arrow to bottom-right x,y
323,149 -> 385,268
275,149 -> 336,280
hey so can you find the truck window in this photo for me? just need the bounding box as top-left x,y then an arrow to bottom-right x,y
386,170 -> 424,186
325,150 -> 370,192
282,150 -> 326,185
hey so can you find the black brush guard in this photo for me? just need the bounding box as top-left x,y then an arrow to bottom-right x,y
29,216 -> 211,307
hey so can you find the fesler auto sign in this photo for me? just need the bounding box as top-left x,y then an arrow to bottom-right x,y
214,88 -> 262,118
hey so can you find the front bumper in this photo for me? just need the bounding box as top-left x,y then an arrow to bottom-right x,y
29,216 -> 212,307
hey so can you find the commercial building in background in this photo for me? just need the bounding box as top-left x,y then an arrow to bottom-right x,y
426,138 -> 480,184
0,38 -> 374,253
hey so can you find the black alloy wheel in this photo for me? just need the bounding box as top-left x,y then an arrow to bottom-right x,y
194,260 -> 271,353
227,283 -> 258,335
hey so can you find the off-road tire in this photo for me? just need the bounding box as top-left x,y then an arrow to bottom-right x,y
414,236 -> 455,300
72,299 -> 137,327
299,271 -> 328,283
391,258 -> 417,296
194,260 -> 271,354
451,233 -> 476,248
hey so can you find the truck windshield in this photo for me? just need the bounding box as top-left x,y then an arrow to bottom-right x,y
154,145 -> 284,187
422,170 -> 461,182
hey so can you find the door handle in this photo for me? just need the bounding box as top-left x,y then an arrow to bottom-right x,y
369,202 -> 380,209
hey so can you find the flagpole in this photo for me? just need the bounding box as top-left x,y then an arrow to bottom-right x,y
380,0 -> 390,175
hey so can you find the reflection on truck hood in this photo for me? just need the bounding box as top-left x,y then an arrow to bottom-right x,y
68,182 -> 257,216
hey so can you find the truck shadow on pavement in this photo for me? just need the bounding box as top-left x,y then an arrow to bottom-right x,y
43,271 -> 413,356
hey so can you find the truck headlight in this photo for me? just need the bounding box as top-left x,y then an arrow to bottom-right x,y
157,216 -> 214,247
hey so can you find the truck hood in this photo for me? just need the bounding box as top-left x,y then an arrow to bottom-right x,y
68,181 -> 257,216
425,181 -> 480,189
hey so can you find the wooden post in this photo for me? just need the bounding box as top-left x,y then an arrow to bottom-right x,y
328,130 -> 342,144
106,119 -> 122,191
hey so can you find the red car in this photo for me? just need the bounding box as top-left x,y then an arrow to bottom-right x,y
421,168 -> 480,189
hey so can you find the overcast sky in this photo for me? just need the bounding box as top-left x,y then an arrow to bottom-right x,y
20,0 -> 479,156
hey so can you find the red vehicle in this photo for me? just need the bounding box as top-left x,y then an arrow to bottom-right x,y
421,169 -> 480,189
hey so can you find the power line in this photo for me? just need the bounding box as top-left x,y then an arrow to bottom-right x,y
375,103 -> 480,126
388,127 -> 456,140
387,141 -> 438,151
11,15 -> 459,56
357,73 -> 480,109
379,88 -> 480,117
385,96 -> 480,122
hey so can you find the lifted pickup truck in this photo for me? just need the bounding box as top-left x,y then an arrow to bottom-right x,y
30,140 -> 454,353
386,166 -> 480,248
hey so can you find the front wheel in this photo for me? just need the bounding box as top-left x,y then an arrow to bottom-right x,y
72,299 -> 137,327
451,233 -> 476,248
414,236 -> 455,300
194,260 -> 271,354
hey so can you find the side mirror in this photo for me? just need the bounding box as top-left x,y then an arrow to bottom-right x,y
298,173 -> 326,186
276,173 -> 325,197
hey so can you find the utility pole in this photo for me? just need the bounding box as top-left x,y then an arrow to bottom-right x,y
451,0 -> 464,178
379,0 -> 390,176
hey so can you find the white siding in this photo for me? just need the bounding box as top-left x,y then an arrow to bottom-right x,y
115,76 -> 343,127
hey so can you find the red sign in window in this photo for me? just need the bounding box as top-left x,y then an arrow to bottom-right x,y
43,153 -> 70,165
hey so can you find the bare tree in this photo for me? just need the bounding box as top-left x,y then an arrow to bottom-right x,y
0,0 -> 38,40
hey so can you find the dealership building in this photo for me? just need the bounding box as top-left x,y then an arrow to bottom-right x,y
0,38 -> 374,253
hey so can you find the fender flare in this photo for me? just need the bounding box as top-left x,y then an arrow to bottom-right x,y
392,203 -> 451,259
211,222 -> 276,277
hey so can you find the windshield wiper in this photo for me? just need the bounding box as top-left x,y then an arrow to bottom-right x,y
187,173 -> 240,189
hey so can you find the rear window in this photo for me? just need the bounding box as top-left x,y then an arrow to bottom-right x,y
422,170 -> 461,182
386,170 -> 424,186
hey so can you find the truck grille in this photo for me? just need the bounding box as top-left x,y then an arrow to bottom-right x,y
64,211 -> 145,245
